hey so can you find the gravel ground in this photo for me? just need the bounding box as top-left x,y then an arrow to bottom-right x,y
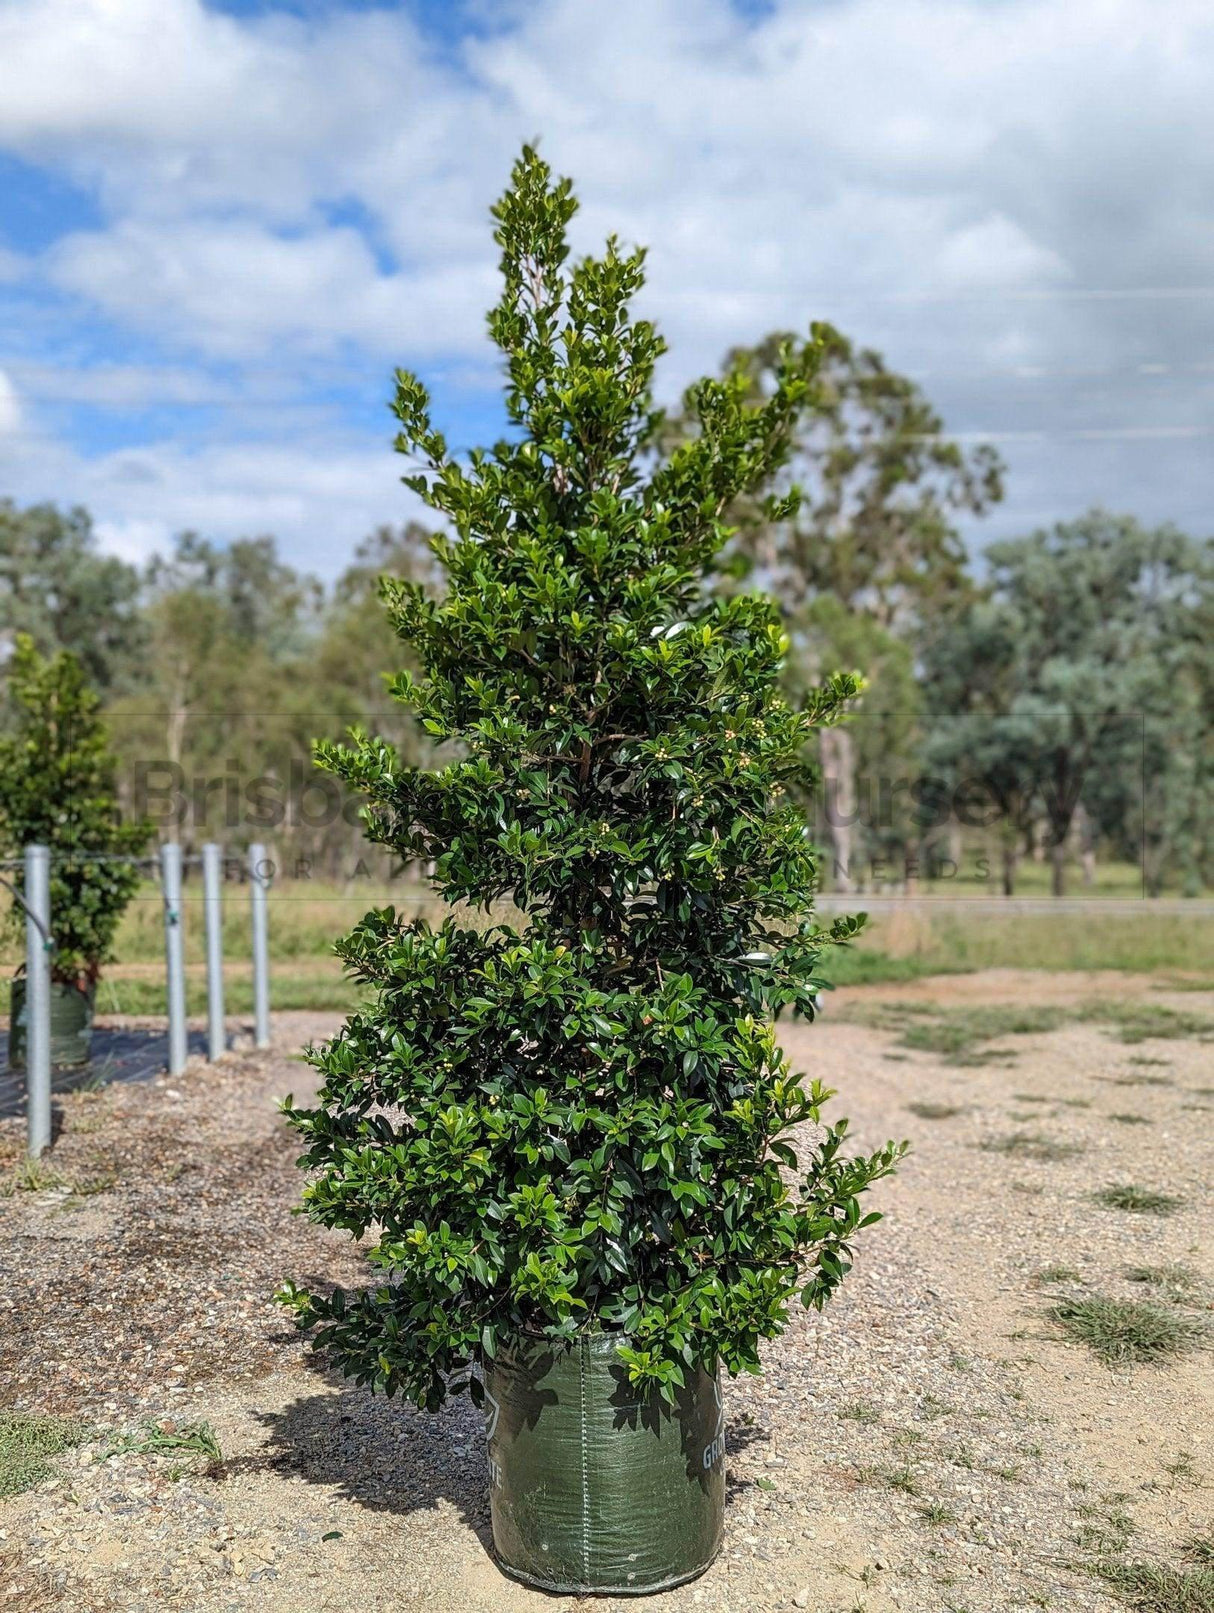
0,976 -> 1211,1612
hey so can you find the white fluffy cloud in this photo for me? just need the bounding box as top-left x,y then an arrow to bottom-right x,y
0,0 -> 1212,568
0,419 -> 424,570
0,370 -> 21,434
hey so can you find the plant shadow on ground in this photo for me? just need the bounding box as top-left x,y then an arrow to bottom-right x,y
243,1356 -> 769,1533
245,1370 -> 495,1543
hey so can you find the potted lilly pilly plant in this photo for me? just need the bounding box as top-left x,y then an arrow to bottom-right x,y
279,147 -> 906,1596
0,635 -> 151,1068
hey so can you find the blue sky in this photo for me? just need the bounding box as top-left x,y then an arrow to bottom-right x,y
1,0 -> 1212,578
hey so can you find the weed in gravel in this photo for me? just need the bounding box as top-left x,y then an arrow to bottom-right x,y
1035,1265 -> 1083,1285
947,1445 -> 975,1469
838,1401 -> 881,1424
1129,1057 -> 1173,1068
1047,1297 -> 1204,1366
1162,1452 -> 1202,1486
1077,1493 -> 1135,1554
979,1131 -> 1084,1162
73,1170 -> 118,1194
1091,1557 -> 1214,1612
1184,1540 -> 1214,1567
891,1428 -> 924,1447
1110,1113 -> 1153,1125
918,1502 -> 958,1526
0,1410 -> 90,1498
885,1466 -> 922,1496
1192,1087 -> 1214,1097
1106,1074 -> 1175,1088
104,1418 -> 223,1468
990,1464 -> 1024,1482
1125,1264 -> 1198,1292
0,1157 -> 65,1196
1080,1002 -> 1214,1045
1092,1184 -> 1185,1216
907,1100 -> 963,1120
1013,1093 -> 1050,1103
899,1006 -> 1064,1066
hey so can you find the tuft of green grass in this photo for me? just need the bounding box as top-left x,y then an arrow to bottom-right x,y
1076,1492 -> 1136,1554
1092,1557 -> 1214,1612
1092,1184 -> 1185,1216
1047,1296 -> 1204,1366
1184,1541 -> 1214,1568
884,1465 -> 922,1496
0,1157 -> 66,1197
1110,1113 -> 1153,1125
0,1410 -> 90,1498
1081,1002 -> 1214,1045
1162,1452 -> 1201,1486
907,1100 -> 963,1120
1106,1074 -> 1175,1088
838,1400 -> 881,1424
1129,1057 -> 1173,1068
1035,1264 -> 1083,1285
1125,1264 -> 1198,1292
979,1131 -> 1084,1162
891,1428 -> 924,1447
899,1005 -> 1064,1066
917,1501 -> 958,1526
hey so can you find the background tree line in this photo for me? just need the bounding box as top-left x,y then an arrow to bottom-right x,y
1,329 -> 1209,895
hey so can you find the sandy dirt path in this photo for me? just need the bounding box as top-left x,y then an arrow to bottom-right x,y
1,975 -> 1210,1612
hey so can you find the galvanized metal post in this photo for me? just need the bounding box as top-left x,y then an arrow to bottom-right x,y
24,842 -> 52,1158
202,842 -> 225,1061
249,843 -> 271,1050
161,841 -> 188,1077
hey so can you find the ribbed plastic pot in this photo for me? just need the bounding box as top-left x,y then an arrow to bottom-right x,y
483,1331 -> 725,1596
9,975 -> 96,1069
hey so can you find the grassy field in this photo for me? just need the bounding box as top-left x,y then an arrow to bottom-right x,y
823,902 -> 1214,984
3,870 -> 1212,1017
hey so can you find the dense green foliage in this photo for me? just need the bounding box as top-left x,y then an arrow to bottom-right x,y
0,500 -> 145,698
920,512 -> 1213,895
278,149 -> 905,1410
0,636 -> 151,984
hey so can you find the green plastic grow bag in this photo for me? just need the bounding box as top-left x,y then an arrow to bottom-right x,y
9,975 -> 96,1069
484,1331 -> 725,1596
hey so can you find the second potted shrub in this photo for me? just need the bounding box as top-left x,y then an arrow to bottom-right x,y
280,147 -> 905,1595
0,636 -> 151,1068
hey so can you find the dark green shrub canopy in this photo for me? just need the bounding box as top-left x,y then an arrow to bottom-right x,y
0,635 -> 150,985
281,149 -> 904,1410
